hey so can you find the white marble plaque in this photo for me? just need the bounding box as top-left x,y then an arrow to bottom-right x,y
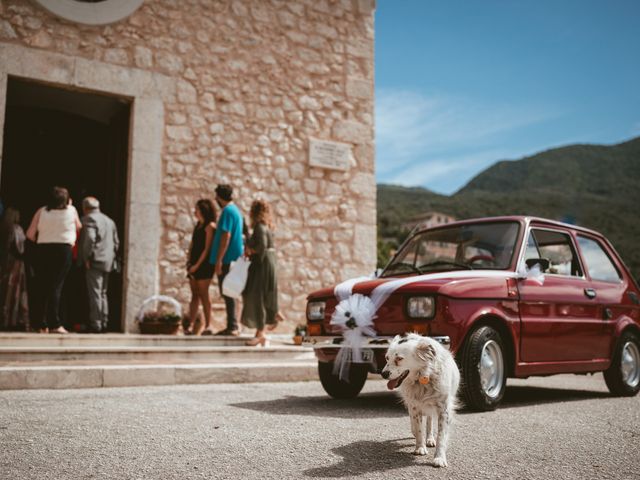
309,138 -> 352,171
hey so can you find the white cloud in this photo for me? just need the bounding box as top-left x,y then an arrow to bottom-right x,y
375,89 -> 561,192
386,149 -> 511,188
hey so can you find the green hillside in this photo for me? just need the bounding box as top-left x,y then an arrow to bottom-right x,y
377,137 -> 640,282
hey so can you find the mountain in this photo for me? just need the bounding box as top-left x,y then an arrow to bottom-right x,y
377,137 -> 640,281
459,137 -> 640,197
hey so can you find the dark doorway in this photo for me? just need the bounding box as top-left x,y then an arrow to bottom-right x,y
1,77 -> 130,332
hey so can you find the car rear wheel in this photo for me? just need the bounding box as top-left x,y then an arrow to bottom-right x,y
604,331 -> 640,397
318,361 -> 368,399
459,326 -> 507,411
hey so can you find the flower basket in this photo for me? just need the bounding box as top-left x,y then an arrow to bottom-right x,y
136,295 -> 183,335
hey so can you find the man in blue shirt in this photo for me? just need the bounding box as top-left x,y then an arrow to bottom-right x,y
210,184 -> 244,335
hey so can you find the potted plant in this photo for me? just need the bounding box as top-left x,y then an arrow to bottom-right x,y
293,324 -> 307,345
137,295 -> 183,335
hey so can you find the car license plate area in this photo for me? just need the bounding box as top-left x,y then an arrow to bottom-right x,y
361,348 -> 373,363
341,348 -> 374,363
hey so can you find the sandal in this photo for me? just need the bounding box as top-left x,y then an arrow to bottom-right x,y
245,336 -> 269,347
49,326 -> 68,334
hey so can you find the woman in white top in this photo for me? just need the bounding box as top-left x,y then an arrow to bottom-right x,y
26,187 -> 81,333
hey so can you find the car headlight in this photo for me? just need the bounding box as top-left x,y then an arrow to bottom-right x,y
406,296 -> 435,319
306,301 -> 326,321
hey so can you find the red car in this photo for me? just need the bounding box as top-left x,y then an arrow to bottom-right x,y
304,216 -> 640,410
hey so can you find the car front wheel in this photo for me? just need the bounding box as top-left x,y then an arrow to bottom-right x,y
318,361 -> 368,399
604,331 -> 640,397
459,326 -> 507,411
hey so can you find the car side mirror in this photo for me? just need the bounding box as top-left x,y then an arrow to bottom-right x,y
525,258 -> 550,273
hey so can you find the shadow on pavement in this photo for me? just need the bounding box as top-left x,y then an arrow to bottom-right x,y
302,438 -> 434,477
493,385 -> 610,411
232,384 -> 610,418
231,391 -> 406,419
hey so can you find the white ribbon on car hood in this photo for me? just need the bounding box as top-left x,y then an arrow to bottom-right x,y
330,267 -> 543,381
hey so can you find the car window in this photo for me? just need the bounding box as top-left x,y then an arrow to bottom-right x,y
383,221 -> 519,276
415,236 -> 457,267
524,233 -> 540,260
391,237 -> 418,265
525,229 -> 583,277
463,245 -> 494,265
577,236 -> 622,283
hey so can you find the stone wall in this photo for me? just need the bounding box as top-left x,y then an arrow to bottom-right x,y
0,0 -> 377,333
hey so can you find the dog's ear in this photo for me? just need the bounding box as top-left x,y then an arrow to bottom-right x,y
416,340 -> 436,362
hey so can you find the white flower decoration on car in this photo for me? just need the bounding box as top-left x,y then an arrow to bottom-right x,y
330,294 -> 377,380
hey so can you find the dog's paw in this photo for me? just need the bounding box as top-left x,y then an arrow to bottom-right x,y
426,437 -> 436,448
413,446 -> 428,456
432,456 -> 448,468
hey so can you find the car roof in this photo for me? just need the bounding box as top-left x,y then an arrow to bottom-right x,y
414,215 -> 605,238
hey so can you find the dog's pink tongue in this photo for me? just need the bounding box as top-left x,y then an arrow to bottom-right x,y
387,378 -> 398,390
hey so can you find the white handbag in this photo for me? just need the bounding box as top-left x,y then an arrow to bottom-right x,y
222,257 -> 251,299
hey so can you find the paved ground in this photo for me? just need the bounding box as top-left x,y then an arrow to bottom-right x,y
1,373 -> 638,480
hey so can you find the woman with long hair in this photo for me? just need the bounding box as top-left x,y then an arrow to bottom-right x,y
186,199 -> 217,335
0,207 -> 29,330
241,199 -> 280,346
26,186 -> 82,333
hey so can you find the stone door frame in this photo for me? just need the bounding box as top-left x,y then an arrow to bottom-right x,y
0,43 -> 174,332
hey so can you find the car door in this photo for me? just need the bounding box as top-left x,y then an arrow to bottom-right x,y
575,234 -> 626,359
518,227 -> 603,363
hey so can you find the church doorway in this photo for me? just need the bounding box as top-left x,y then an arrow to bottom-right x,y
0,77 -> 131,332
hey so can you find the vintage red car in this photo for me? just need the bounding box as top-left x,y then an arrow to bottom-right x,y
304,216 -> 640,410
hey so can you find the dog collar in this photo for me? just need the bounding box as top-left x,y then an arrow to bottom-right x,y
418,376 -> 430,385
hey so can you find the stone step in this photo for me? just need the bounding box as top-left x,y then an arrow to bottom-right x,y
0,333 -> 295,347
0,361 -> 319,390
0,332 -> 320,390
0,345 -> 315,365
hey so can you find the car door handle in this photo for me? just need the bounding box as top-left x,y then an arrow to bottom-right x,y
584,288 -> 597,299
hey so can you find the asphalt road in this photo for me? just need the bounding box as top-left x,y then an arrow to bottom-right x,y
1,373 -> 638,480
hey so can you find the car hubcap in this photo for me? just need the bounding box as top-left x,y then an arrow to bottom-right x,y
620,341 -> 640,388
479,340 -> 504,399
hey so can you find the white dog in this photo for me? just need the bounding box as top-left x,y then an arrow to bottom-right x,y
382,333 -> 460,468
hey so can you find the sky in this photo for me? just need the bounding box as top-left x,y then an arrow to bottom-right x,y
374,0 -> 640,194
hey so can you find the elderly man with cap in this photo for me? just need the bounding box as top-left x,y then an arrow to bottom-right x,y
78,196 -> 119,333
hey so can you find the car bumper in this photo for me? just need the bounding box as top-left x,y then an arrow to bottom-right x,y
302,335 -> 451,350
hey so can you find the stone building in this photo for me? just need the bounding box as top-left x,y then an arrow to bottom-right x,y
0,0 -> 377,333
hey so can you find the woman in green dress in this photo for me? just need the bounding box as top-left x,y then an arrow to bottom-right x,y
242,200 -> 279,346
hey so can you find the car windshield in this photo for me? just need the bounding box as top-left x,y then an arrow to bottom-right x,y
382,221 -> 520,277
